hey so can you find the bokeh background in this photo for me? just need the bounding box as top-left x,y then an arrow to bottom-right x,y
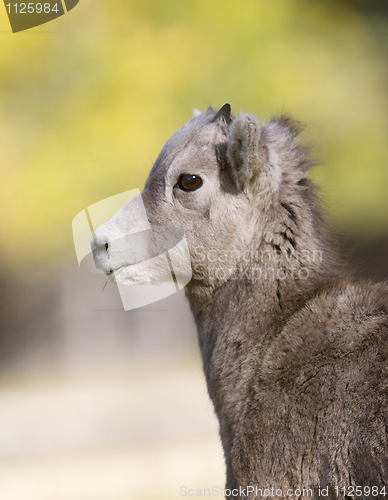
0,0 -> 387,499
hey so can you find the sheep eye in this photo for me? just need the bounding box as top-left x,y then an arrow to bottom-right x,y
176,174 -> 203,192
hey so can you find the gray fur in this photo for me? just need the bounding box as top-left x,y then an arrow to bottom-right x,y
92,106 -> 388,499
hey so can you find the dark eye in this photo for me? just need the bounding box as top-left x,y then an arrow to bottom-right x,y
175,174 -> 203,192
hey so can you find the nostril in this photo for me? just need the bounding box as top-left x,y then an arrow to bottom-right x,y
105,242 -> 109,252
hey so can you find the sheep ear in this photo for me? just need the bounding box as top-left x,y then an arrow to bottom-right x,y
226,114 -> 264,192
212,103 -> 232,125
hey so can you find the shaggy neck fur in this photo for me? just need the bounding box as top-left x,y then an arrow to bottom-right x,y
185,180 -> 343,489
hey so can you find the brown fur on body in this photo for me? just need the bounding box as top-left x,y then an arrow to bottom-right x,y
92,105 -> 388,499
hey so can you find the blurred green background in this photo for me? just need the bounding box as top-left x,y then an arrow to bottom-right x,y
0,1 -> 387,499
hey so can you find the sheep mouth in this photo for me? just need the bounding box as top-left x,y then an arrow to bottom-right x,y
105,264 -> 130,281
101,265 -> 132,291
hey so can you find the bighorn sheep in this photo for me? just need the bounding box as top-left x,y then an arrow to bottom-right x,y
92,105 -> 388,499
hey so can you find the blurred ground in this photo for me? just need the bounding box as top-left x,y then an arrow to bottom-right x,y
0,360 -> 224,500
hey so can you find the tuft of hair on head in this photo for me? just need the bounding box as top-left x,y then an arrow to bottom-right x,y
260,115 -> 312,183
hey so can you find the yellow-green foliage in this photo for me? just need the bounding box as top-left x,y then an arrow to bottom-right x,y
0,0 -> 387,265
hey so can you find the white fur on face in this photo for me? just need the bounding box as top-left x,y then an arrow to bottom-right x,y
110,235 -> 191,288
92,193 -> 192,289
